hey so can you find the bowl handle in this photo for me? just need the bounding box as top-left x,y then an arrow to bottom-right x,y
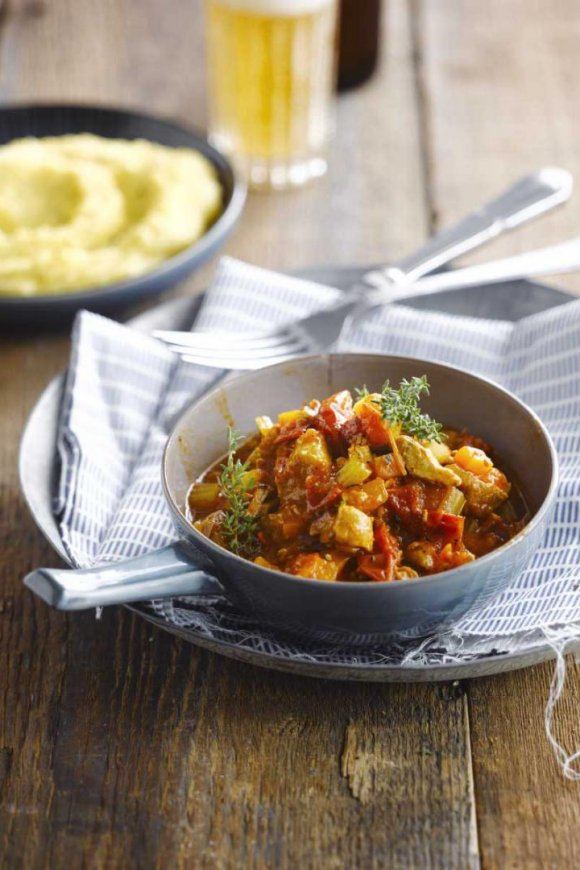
23,542 -> 222,610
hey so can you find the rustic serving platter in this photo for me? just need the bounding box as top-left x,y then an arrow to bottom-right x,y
19,265 -> 580,681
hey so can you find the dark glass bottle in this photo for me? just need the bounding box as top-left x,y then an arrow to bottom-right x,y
337,0 -> 382,91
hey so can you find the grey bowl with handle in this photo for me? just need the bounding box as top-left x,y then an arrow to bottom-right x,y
25,353 -> 558,645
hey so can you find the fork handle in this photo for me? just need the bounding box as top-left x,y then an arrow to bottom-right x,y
379,236 -> 580,302
364,168 -> 572,289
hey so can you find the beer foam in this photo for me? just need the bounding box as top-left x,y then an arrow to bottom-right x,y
214,0 -> 333,15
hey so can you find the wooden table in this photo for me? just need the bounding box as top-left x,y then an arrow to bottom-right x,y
1,1 -> 579,866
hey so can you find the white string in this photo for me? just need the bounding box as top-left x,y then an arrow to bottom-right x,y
542,627 -> 580,781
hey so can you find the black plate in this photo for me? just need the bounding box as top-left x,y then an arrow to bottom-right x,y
0,103 -> 246,325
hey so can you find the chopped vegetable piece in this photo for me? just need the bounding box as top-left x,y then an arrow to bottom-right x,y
464,513 -> 522,556
336,453 -> 372,487
281,514 -> 308,539
306,474 -> 342,512
274,421 -> 308,444
255,415 -> 274,435
426,511 -> 465,546
406,540 -> 435,571
358,552 -> 394,582
194,510 -> 226,543
240,469 -> 264,490
187,481 -> 222,513
386,482 -> 426,527
308,511 -> 336,542
407,538 -> 474,574
261,508 -> 308,545
278,408 -> 308,428
438,486 -> 466,516
351,443 -> 373,463
372,453 -> 401,479
342,477 -> 388,513
448,463 -> 510,514
426,440 -> 452,465
333,503 -> 374,551
313,390 -> 355,451
436,542 -> 475,570
397,435 -> 461,486
374,521 -> 402,560
354,394 -> 392,448
289,428 -> 332,475
454,445 -> 494,476
289,552 -> 349,581
339,415 -> 363,446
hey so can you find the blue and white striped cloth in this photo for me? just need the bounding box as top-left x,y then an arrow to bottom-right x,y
55,256 -> 580,657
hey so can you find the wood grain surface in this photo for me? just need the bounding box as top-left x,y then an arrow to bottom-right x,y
0,1 -> 579,867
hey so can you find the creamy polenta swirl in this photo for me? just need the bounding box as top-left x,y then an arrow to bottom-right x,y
0,134 -> 223,295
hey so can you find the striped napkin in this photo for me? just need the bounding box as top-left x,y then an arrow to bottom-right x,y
55,257 -> 580,660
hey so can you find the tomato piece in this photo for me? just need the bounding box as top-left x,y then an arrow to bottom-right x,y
305,472 -> 342,513
374,520 -> 402,563
426,511 -> 464,546
274,421 -> 308,444
356,402 -> 391,449
313,390 -> 355,451
340,415 -> 362,446
318,390 -> 354,430
386,482 -> 426,527
358,552 -> 394,582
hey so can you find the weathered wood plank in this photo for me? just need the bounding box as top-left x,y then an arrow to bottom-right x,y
154,663 -> 475,869
0,334 -> 70,870
0,0 -> 477,866
417,0 -> 580,294
419,1 -> 580,865
467,662 -> 580,868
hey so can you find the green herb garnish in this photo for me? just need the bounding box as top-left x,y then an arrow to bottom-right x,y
361,375 -> 443,442
218,428 -> 260,557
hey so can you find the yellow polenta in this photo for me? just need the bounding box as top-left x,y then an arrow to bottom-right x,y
0,134 -> 223,295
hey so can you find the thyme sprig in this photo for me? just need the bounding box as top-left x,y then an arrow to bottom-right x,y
218,428 -> 260,557
357,376 -> 443,442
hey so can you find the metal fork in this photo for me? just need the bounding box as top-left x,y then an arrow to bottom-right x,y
154,169 -> 574,370
155,236 -> 580,369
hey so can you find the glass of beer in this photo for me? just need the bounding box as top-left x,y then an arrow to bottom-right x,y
205,0 -> 339,190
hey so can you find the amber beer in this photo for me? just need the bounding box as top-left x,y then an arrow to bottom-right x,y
205,0 -> 338,189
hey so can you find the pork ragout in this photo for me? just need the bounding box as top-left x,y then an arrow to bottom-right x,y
187,378 -> 527,582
